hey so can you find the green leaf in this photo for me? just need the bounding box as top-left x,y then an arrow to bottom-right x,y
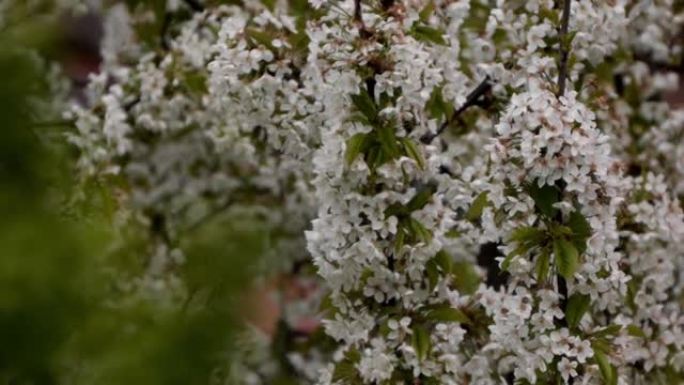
466,192 -> 489,222
377,124 -> 400,159
626,325 -> 646,338
593,349 -> 614,385
553,238 -> 579,280
425,259 -> 439,290
565,293 -> 591,329
563,30 -> 578,49
535,248 -> 551,283
425,86 -> 452,120
406,184 -> 436,212
501,245 -> 526,271
246,27 -> 276,51
591,325 -> 622,338
452,261 -> 480,295
510,226 -> 546,244
366,144 -> 384,169
385,202 -> 407,217
592,338 -> 613,355
400,137 -> 426,169
411,325 -> 431,361
318,293 -> 336,315
350,90 -> 377,122
408,218 -> 432,244
418,1 -> 435,22
332,348 -> 361,383
567,210 -> 592,253
394,227 -> 406,253
427,306 -> 470,324
345,132 -> 368,166
527,183 -> 560,218
410,24 -> 447,45
445,229 -> 461,238
183,70 -> 207,95
539,7 -> 560,24
433,250 -> 453,275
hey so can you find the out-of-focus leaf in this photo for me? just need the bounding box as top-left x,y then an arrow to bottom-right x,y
411,325 -> 431,361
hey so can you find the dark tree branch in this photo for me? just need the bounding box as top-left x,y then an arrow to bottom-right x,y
354,0 -> 363,24
556,0 -> 572,97
182,0 -> 204,12
159,12 -> 172,51
354,0 -> 375,39
421,76 -> 491,144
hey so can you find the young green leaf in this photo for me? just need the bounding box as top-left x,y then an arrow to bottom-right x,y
332,348 -> 361,383
501,245 -> 528,271
527,183 -> 560,218
433,250 -> 453,275
350,90 -> 377,122
626,325 -> 646,338
394,227 -> 406,253
553,237 -> 579,280
418,1 -> 435,22
408,217 -> 433,243
400,137 -> 426,169
410,25 -> 447,45
427,306 -> 470,324
425,85 -> 452,120
535,247 -> 551,283
245,27 -> 276,51
466,192 -> 489,222
411,325 -> 431,361
377,124 -> 400,159
510,226 -> 546,244
593,349 -> 614,385
345,132 -> 368,166
590,325 -> 622,338
406,184 -> 436,212
565,293 -> 591,329
452,261 -> 480,295
567,210 -> 592,253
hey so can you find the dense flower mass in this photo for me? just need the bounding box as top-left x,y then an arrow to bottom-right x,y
15,0 -> 684,383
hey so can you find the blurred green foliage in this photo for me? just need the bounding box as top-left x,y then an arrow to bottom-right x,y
0,4 -> 266,384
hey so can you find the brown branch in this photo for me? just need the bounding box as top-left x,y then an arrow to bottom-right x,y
354,0 -> 363,24
421,76 -> 491,144
556,0 -> 572,97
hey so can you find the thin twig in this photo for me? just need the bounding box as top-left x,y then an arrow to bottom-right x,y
184,199 -> 235,233
353,0 -> 372,37
421,76 -> 491,144
556,0 -> 572,97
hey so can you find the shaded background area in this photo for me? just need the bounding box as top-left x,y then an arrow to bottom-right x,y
0,5 -> 270,384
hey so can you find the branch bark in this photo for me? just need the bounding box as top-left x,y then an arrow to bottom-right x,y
353,0 -> 372,38
556,0 -> 572,97
354,0 -> 363,24
421,76 -> 491,144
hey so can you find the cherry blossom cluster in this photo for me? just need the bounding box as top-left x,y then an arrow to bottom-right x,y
58,0 -> 684,384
